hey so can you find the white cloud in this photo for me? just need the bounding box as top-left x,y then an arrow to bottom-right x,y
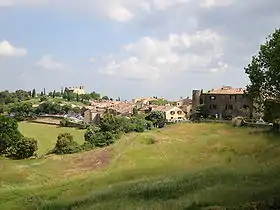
200,0 -> 234,7
0,0 -> 193,22
99,29 -> 227,80
0,40 -> 27,57
36,55 -> 64,70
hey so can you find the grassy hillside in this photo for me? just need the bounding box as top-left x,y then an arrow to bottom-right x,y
19,122 -> 85,155
1,123 -> 280,209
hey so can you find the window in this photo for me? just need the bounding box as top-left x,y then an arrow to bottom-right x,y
210,104 -> 217,110
177,111 -> 182,115
171,117 -> 174,119
178,117 -> 182,119
226,104 -> 233,110
230,95 -> 237,100
170,111 -> 175,115
210,96 -> 216,100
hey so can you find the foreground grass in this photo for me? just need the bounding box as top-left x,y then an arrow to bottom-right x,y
1,123 -> 280,209
19,122 -> 85,155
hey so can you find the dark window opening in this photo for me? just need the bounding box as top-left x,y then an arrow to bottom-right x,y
210,104 -> 217,109
230,95 -> 237,100
226,104 -> 233,110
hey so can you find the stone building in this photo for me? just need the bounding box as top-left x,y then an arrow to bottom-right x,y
65,86 -> 85,95
83,108 -> 102,125
192,86 -> 252,119
176,97 -> 192,118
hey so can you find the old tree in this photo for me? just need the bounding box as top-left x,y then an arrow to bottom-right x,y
245,28 -> 280,121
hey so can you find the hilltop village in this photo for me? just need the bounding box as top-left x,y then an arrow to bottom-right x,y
56,85 -> 252,126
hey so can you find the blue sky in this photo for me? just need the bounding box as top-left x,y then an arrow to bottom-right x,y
0,0 -> 279,100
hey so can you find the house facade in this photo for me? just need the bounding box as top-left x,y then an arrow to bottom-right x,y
65,86 -> 85,95
83,109 -> 102,125
176,97 -> 192,118
152,106 -> 187,122
192,86 -> 253,119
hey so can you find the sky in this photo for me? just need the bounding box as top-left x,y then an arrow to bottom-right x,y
0,0 -> 279,100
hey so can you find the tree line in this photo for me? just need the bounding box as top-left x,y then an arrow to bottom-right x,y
51,111 -> 165,155
0,110 -> 166,159
0,88 -> 113,109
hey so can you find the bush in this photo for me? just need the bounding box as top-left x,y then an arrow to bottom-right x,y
60,119 -> 68,127
0,105 -> 4,114
0,116 -> 23,154
145,111 -> 166,128
52,133 -> 82,154
81,141 -> 94,151
273,118 -> 280,133
84,126 -> 115,147
11,137 -> 38,159
232,116 -> 245,127
131,117 -> 148,133
40,96 -> 48,102
146,121 -> 154,130
142,136 -> 156,145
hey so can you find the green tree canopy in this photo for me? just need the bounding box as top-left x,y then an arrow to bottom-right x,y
102,96 -> 109,101
145,111 -> 165,128
245,28 -> 280,112
0,116 -> 23,154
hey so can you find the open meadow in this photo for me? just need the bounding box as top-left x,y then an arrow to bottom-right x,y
1,123 -> 280,209
18,122 -> 85,155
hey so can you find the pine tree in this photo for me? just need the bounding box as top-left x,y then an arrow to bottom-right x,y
31,89 -> 36,98
76,93 -> 79,102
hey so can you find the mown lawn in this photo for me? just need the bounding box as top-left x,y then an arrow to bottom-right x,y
18,122 -> 85,155
1,123 -> 280,210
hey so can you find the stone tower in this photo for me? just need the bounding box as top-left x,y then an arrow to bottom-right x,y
192,90 -> 201,109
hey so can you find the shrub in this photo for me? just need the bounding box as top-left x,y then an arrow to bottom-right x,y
84,126 -> 115,147
117,117 -> 135,133
60,119 -> 68,127
11,137 -> 38,159
99,114 -> 123,134
131,117 -> 148,133
273,118 -> 280,133
0,116 -> 23,154
145,111 -> 166,128
232,116 -> 245,127
52,133 -> 81,154
0,105 -> 4,114
142,136 -> 156,145
81,141 -> 94,151
146,121 -> 154,130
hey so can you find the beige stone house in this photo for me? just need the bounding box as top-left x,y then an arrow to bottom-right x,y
65,86 -> 85,95
151,106 -> 186,122
176,97 -> 192,118
83,108 -> 102,125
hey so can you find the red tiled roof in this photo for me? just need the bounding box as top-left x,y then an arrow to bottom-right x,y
204,86 -> 245,95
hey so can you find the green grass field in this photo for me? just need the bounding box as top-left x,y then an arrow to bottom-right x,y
1,123 -> 280,209
19,122 -> 85,155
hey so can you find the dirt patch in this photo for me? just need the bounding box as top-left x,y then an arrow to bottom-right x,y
63,148 -> 114,177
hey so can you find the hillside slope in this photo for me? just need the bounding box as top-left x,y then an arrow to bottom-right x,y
1,123 -> 280,209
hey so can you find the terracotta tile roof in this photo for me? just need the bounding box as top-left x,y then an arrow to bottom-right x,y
151,105 -> 175,112
204,86 -> 245,95
133,97 -> 165,103
108,103 -> 135,114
